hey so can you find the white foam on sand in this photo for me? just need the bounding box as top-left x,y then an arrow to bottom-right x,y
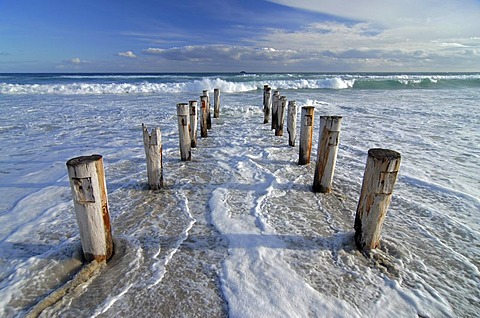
210,187 -> 361,318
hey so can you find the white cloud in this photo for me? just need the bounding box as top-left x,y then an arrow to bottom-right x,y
257,0 -> 480,70
117,51 -> 137,58
65,57 -> 87,65
267,0 -> 480,33
130,1 -> 480,71
143,45 -> 303,65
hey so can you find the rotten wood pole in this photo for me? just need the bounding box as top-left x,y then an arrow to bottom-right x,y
298,106 -> 315,165
287,100 -> 297,147
203,90 -> 212,129
142,123 -> 163,190
271,90 -> 280,130
66,154 -> 113,262
214,88 -> 220,118
354,148 -> 401,251
189,100 -> 198,148
177,103 -> 192,161
275,96 -> 287,136
263,86 -> 272,124
200,95 -> 208,138
313,116 -> 343,193
263,84 -> 268,107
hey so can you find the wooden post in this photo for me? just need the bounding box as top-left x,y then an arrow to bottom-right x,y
213,88 -> 220,118
313,116 -> 342,193
354,149 -> 401,251
271,90 -> 279,130
203,90 -> 212,129
189,100 -> 198,148
263,84 -> 268,108
177,103 -> 191,161
142,124 -> 163,190
298,106 -> 315,165
200,95 -> 208,138
275,96 -> 287,136
66,155 -> 113,262
287,100 -> 297,147
263,87 -> 272,124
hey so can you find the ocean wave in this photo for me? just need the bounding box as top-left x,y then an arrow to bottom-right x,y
0,78 -> 258,95
1,73 -> 479,95
269,78 -> 355,90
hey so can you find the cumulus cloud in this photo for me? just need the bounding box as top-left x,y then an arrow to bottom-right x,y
117,50 -> 137,58
136,0 -> 479,71
143,45 -> 301,64
267,0 -> 480,33
258,0 -> 480,70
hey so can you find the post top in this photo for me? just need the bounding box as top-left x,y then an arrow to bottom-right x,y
368,148 -> 401,160
302,105 -> 315,109
66,154 -> 103,167
189,100 -> 198,103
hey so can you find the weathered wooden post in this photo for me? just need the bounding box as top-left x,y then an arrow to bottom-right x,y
66,155 -> 113,262
142,124 -> 163,190
263,84 -> 268,107
287,100 -> 297,146
189,100 -> 198,148
200,95 -> 208,138
271,90 -> 280,130
298,106 -> 315,165
214,88 -> 220,118
176,103 -> 191,161
354,149 -> 401,251
275,96 -> 287,136
203,90 -> 212,129
313,116 -> 342,193
263,86 -> 272,124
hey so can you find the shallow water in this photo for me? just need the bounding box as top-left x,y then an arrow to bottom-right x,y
0,73 -> 479,317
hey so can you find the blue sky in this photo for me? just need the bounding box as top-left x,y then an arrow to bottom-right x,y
1,0 -> 479,72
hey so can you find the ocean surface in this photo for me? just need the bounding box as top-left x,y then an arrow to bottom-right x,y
0,73 -> 479,317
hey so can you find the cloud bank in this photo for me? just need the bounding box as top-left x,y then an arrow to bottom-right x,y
134,1 -> 480,71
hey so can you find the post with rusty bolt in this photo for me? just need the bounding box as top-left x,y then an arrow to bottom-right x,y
200,95 -> 208,138
354,149 -> 401,251
263,86 -> 272,124
189,100 -> 198,148
203,90 -> 212,129
313,116 -> 342,193
298,106 -> 315,165
287,100 -> 297,147
142,123 -> 163,190
275,96 -> 287,136
177,103 -> 191,161
213,88 -> 220,118
66,155 -> 113,263
271,90 -> 280,130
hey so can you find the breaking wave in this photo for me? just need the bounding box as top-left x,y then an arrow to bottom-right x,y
1,73 -> 479,95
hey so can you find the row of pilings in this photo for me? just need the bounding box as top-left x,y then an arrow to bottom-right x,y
65,85 -> 401,268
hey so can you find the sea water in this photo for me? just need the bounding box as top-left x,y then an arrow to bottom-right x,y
0,73 -> 479,317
